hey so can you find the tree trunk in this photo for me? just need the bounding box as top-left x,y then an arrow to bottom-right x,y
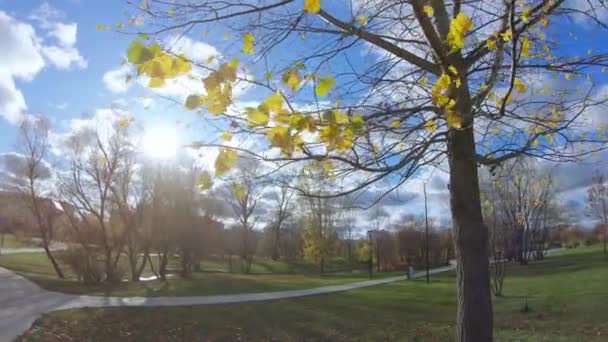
347,240 -> 352,272
44,245 -> 65,279
271,224 -> 280,261
603,225 -> 608,255
159,252 -> 169,281
448,124 -> 493,342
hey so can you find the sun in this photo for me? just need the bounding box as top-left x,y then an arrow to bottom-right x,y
142,126 -> 178,159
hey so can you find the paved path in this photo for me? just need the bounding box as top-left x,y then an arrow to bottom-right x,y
0,241 -> 67,255
0,262 -> 454,341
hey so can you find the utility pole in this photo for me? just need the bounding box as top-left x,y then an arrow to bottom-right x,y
424,183 -> 430,284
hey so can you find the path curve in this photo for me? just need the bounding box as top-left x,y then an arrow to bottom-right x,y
0,263 -> 454,341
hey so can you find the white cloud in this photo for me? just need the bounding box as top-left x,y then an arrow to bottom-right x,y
0,5 -> 86,124
49,107 -> 131,156
41,44 -> 87,69
103,65 -> 132,94
49,22 -> 77,47
0,11 -> 46,123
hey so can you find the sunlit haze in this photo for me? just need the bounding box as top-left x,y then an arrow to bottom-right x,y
142,126 -> 178,159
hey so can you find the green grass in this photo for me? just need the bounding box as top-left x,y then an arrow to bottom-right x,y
0,234 -> 38,249
16,246 -> 608,341
0,251 -> 400,297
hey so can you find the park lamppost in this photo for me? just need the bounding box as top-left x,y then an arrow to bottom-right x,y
423,182 -> 430,284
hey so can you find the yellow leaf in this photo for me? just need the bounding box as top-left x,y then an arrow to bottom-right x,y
304,0 -> 321,13
521,7 -> 530,22
319,160 -> 333,174
446,111 -> 461,129
500,29 -> 512,42
447,12 -> 473,51
207,55 -> 216,64
358,15 -> 368,26
455,78 -> 462,88
541,17 -> 549,27
392,120 -> 400,128
118,117 -> 132,129
264,91 -> 284,112
96,24 -> 103,31
223,33 -> 229,40
149,77 -> 164,88
221,131 -> 233,141
542,87 -> 550,95
116,23 -> 124,30
230,58 -> 240,69
423,5 -> 434,17
198,171 -> 213,190
514,78 -> 527,93
420,76 -> 429,86
267,126 -> 291,150
316,76 -> 336,97
245,107 -> 269,126
521,36 -> 531,57
487,35 -> 497,51
185,94 -> 202,110
282,69 -> 301,91
565,73 -> 573,80
140,1 -> 148,10
424,119 -> 437,132
215,148 -> 238,176
243,32 -> 255,55
448,65 -> 458,76
264,72 -> 272,81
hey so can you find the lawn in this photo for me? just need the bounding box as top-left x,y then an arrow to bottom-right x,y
16,246 -> 608,341
0,251 -> 402,297
0,234 -> 39,249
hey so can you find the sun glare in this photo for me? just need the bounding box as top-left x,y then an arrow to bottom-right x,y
142,126 -> 178,159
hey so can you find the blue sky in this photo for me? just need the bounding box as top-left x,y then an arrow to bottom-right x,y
1,0 -> 607,228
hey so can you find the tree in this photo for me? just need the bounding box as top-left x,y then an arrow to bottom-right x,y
124,1 -> 608,339
490,160 -> 556,264
14,116 -> 65,278
480,177 -> 508,296
299,168 -> 339,274
587,171 -> 608,255
338,195 -> 358,272
60,121 -> 134,282
269,184 -> 294,260
226,167 -> 260,273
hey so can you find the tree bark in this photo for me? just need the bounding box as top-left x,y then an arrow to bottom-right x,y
448,124 -> 493,342
44,245 -> 65,279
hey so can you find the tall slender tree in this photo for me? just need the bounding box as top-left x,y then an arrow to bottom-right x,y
14,116 -> 65,278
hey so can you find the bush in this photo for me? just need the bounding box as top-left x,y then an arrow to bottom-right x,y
585,236 -> 599,246
59,248 -> 105,284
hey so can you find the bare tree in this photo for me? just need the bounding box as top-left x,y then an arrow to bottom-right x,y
14,116 -> 64,278
587,171 -> 608,255
110,156 -> 151,281
269,184 -> 294,260
60,123 -> 133,282
226,170 -> 260,273
339,195 -> 358,272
